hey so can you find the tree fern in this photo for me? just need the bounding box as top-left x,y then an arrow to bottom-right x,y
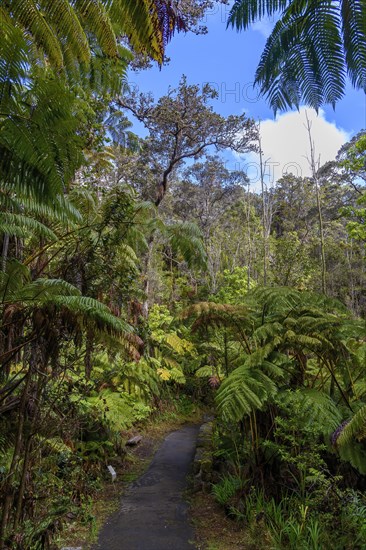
0,76 -> 83,201
167,221 -> 207,269
51,295 -> 131,334
217,365 -> 277,421
195,365 -> 217,378
0,267 -> 133,336
99,332 -> 142,362
165,332 -> 194,354
101,356 -> 160,396
228,0 -> 366,111
2,0 -> 186,75
182,301 -> 251,333
86,389 -> 151,431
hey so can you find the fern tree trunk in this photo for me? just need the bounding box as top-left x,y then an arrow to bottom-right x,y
84,329 -> 94,380
0,343 -> 35,547
1,234 -> 9,272
13,365 -> 45,535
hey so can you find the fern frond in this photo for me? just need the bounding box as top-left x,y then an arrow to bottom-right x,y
165,332 -> 194,355
336,403 -> 366,447
195,365 -> 216,378
182,302 -> 251,333
167,221 -> 207,268
0,213 -> 57,241
300,388 -> 342,433
229,0 -> 365,110
18,278 -> 81,302
229,0 -> 291,30
217,365 -> 277,421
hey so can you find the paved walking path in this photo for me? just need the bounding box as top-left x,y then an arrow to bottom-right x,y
93,424 -> 200,550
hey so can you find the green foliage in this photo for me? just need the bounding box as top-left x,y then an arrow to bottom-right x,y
0,4 -> 365,546
229,0 -> 366,111
217,365 -> 277,421
339,136 -> 366,242
1,0 -> 185,76
214,267 -> 255,304
189,281 -> 366,549
147,304 -> 196,385
86,390 -> 152,431
167,221 -> 207,269
212,473 -> 243,507
337,404 -> 366,447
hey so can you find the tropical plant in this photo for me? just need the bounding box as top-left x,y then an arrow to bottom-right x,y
1,0 -> 186,72
228,0 -> 366,111
184,287 -> 365,474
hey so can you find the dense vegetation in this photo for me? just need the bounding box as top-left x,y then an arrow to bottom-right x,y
1,1 -> 366,549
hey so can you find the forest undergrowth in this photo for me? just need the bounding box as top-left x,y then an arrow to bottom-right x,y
1,2 -> 366,549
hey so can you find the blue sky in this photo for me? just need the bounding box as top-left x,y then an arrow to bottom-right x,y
127,4 -> 366,188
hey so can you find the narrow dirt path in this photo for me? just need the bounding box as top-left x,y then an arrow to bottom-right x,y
93,424 -> 200,550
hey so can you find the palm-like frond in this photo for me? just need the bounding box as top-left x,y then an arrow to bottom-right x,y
52,295 -> 131,334
118,358 -> 160,395
182,302 -> 251,332
228,0 -> 366,110
256,0 -> 344,111
116,244 -> 140,272
165,332 -> 194,354
86,389 -> 150,431
299,388 -> 342,433
0,264 -> 132,337
229,0 -> 291,28
3,0 -> 186,74
336,403 -> 366,447
217,365 -> 277,421
0,213 -> 57,241
8,0 -> 89,69
17,279 -> 81,302
341,0 -> 366,90
0,77 -> 82,201
167,221 -> 207,268
99,332 -> 142,362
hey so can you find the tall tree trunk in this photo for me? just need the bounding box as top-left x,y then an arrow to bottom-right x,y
258,132 -> 268,286
305,111 -> 327,295
245,183 -> 252,291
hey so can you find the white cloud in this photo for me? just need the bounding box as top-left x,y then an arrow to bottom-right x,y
252,17 -> 275,38
235,107 -> 349,191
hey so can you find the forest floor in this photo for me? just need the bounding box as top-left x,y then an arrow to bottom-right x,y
189,492 -> 261,550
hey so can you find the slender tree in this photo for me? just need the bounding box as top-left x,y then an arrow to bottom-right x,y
228,0 -> 366,111
305,111 -> 327,295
